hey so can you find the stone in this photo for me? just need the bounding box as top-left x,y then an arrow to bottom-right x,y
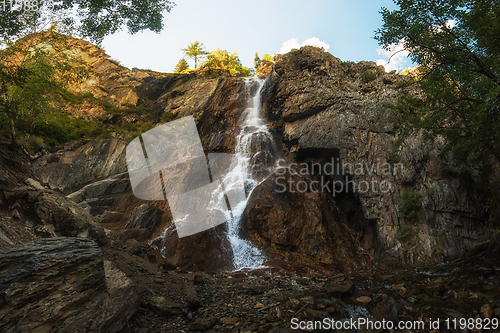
263,45 -> 488,264
185,282 -> 200,309
11,208 -> 20,220
481,303 -> 492,318
151,223 -> 233,272
356,296 -> 372,305
66,172 -> 130,203
25,178 -> 45,190
241,170 -> 371,274
124,238 -> 142,255
324,282 -> 354,297
190,316 -> 217,331
0,238 -> 138,333
147,296 -> 184,316
34,191 -> 108,245
33,139 -> 128,193
126,204 -> 164,235
221,317 -> 238,325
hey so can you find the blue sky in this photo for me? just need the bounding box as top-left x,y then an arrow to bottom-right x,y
102,0 -> 411,73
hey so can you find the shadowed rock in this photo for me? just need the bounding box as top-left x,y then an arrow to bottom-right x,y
0,237 -> 139,333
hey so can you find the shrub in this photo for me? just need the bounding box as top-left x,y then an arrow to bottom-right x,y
398,190 -> 421,219
362,71 -> 377,84
396,223 -> 410,240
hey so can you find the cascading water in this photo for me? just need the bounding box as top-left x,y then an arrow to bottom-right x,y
211,77 -> 278,270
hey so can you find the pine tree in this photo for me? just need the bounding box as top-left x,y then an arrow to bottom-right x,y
174,58 -> 190,73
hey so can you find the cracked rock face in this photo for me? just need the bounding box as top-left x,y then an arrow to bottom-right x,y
262,46 -> 487,264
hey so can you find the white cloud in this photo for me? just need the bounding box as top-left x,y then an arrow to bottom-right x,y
376,39 -> 411,72
278,37 -> 330,54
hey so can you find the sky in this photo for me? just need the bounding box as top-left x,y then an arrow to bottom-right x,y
101,0 -> 412,74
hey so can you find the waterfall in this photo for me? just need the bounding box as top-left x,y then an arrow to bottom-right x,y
151,77 -> 277,271
215,77 -> 277,270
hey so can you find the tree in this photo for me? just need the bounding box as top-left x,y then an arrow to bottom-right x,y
254,52 -> 261,72
181,41 -> 208,69
262,54 -> 273,62
0,0 -> 175,46
0,32 -> 88,147
202,49 -> 251,77
174,58 -> 189,73
375,0 -> 500,183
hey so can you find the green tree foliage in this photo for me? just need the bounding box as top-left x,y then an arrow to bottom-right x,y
254,52 -> 261,72
262,54 -> 273,62
181,41 -> 208,69
398,190 -> 421,220
0,32 -> 88,147
202,49 -> 251,77
174,58 -> 190,73
0,0 -> 175,46
375,0 -> 500,182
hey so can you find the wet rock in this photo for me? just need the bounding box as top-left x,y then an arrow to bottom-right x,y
241,170 -> 367,274
152,223 -> 233,272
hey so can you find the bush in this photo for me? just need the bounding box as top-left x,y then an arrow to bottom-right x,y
362,71 -> 377,84
398,190 -> 421,219
396,223 -> 410,240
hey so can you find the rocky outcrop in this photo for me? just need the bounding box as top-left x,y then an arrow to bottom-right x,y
261,46 -> 487,264
241,170 -> 376,275
0,237 -> 139,332
151,223 -> 233,272
33,139 -> 127,193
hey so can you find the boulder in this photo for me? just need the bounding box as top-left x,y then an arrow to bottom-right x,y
34,191 -> 108,245
0,238 -> 139,333
125,204 -> 164,235
151,223 -> 233,272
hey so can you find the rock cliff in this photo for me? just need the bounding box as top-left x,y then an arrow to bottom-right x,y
0,34 -> 498,333
260,46 -> 487,264
23,41 -> 489,269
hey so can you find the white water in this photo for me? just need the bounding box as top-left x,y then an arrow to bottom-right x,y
210,77 -> 277,270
